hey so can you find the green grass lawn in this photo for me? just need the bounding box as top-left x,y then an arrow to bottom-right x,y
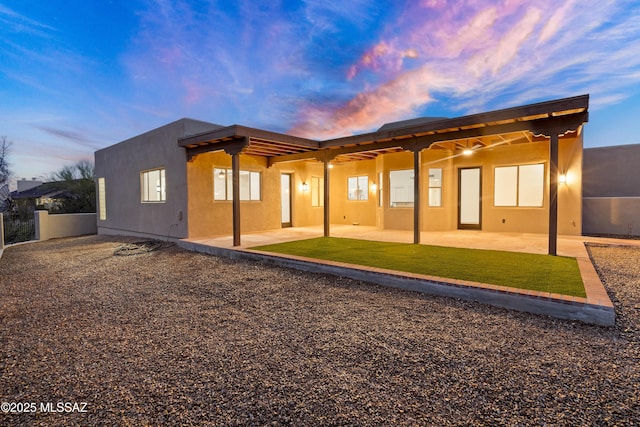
251,237 -> 586,297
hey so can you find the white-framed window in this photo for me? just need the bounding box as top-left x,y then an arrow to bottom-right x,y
494,163 -> 544,207
141,168 -> 166,202
428,168 -> 442,207
311,176 -> 324,207
98,177 -> 106,220
389,169 -> 414,207
214,168 -> 261,201
348,175 -> 368,200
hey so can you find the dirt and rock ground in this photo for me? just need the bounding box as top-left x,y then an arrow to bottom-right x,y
0,235 -> 638,426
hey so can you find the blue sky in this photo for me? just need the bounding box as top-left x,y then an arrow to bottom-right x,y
1,0 -> 640,189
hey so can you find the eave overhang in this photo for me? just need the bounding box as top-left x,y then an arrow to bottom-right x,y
178,94 -> 589,165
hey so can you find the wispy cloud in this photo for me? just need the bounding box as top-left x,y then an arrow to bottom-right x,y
34,125 -> 103,150
123,0 -> 314,126
0,3 -> 56,36
289,0 -> 640,138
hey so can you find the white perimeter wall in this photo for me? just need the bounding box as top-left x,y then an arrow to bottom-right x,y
35,211 -> 97,241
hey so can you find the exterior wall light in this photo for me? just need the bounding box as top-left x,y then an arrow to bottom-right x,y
371,183 -> 377,193
559,174 -> 567,184
301,182 -> 309,192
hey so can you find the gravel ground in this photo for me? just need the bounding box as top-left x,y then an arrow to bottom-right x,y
0,235 -> 638,426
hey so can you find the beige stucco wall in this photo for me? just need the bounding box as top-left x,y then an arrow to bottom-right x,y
188,151 -> 279,237
185,132 -> 583,238
187,151 -> 329,238
282,160 -> 326,227
321,133 -> 583,235
95,119 -> 221,240
449,135 -> 582,235
328,159 -> 378,226
35,211 -> 97,241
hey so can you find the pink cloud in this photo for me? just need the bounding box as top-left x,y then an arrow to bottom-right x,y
290,65 -> 455,139
538,0 -> 576,44
290,0 -> 628,139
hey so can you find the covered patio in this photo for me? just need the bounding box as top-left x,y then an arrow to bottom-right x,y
179,95 -> 589,255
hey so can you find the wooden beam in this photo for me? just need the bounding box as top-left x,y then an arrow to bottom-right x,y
187,144 -> 224,162
548,133 -> 559,256
267,111 -> 588,167
223,138 -> 249,156
323,159 -> 330,237
178,124 -> 319,149
319,95 -> 589,149
232,152 -> 241,247
413,149 -> 421,244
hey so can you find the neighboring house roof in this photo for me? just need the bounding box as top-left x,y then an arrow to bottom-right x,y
11,181 -> 76,200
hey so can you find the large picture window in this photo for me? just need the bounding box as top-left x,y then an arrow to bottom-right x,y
347,175 -> 368,201
311,176 -> 324,207
141,168 -> 166,202
389,169 -> 414,207
428,168 -> 442,207
214,168 -> 261,201
494,164 -> 544,207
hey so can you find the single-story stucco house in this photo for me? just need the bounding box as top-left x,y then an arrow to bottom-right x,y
94,95 -> 603,255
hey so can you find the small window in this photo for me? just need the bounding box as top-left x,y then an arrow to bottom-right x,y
311,176 -> 324,207
141,168 -> 166,202
389,169 -> 414,207
348,175 -> 368,201
214,168 -> 261,201
494,164 -> 544,207
428,168 -> 442,207
98,177 -> 106,220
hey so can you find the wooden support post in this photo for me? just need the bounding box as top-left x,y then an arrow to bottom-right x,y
323,159 -> 330,237
413,149 -> 421,244
548,133 -> 559,256
231,152 -> 241,247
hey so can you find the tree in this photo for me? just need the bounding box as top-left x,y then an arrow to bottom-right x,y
49,159 -> 94,181
49,160 -> 96,213
0,136 -> 13,213
0,135 -> 11,187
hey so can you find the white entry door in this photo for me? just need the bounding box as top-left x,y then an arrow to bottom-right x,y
458,167 -> 481,229
281,174 -> 292,227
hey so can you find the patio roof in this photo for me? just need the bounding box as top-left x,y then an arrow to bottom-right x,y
178,94 -> 589,164
177,94 -> 589,255
179,124 -> 319,160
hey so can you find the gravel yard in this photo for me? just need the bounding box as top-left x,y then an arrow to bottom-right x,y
0,235 -> 638,426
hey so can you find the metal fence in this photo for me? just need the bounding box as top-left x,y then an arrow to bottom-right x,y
2,214 -> 35,245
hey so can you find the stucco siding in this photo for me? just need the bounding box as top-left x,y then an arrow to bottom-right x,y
187,151 -> 286,237
95,118 -> 221,239
583,143 -> 640,235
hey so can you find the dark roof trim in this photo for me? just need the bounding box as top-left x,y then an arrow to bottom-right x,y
320,94 -> 589,148
178,124 -> 320,150
178,94 -> 589,163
